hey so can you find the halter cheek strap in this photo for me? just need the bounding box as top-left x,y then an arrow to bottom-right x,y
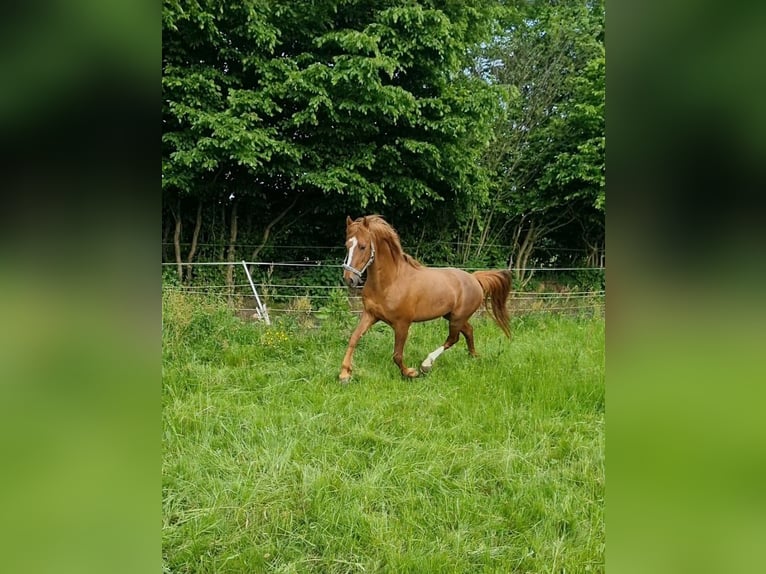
343,241 -> 375,278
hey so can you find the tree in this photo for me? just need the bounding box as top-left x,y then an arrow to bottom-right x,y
162,0 -> 502,282
460,0 -> 605,285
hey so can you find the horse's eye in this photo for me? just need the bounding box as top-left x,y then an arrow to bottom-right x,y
359,244 -> 366,251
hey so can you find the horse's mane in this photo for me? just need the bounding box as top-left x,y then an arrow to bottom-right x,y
354,215 -> 422,270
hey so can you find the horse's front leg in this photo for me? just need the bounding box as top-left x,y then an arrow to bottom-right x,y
339,311 -> 378,384
393,321 -> 418,379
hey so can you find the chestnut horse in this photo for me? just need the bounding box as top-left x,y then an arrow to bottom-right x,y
339,215 -> 512,383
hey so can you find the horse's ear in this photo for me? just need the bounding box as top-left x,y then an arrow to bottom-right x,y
362,216 -> 370,228
346,216 -> 353,227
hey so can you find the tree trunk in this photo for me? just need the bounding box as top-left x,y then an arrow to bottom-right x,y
509,218 -> 540,289
185,200 -> 203,283
218,202 -> 227,262
459,207 -> 480,265
162,216 -> 172,263
225,200 -> 239,292
509,211 -> 577,289
590,243 -> 605,268
413,225 -> 427,260
170,197 -> 183,282
459,217 -> 473,265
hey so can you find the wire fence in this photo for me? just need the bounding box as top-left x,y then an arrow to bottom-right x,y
162,260 -> 605,320
161,261 -> 606,272
162,241 -> 601,252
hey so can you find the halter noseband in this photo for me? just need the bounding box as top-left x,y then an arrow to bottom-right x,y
342,241 -> 375,278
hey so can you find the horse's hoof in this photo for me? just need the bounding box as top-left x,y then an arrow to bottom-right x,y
403,368 -> 419,378
339,376 -> 351,385
420,362 -> 432,374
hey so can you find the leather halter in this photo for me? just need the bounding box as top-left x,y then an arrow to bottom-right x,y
342,240 -> 375,278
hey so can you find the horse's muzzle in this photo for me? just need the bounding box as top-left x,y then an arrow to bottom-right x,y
344,273 -> 364,289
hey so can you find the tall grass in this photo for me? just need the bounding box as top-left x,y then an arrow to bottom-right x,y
163,291 -> 604,573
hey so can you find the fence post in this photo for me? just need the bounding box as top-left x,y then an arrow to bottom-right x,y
241,261 -> 270,325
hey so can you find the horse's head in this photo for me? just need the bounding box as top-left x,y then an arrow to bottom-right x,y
343,216 -> 376,288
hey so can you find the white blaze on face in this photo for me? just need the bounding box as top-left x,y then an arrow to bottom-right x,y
344,236 -> 357,269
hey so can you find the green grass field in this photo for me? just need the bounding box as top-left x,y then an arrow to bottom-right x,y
162,292 -> 604,573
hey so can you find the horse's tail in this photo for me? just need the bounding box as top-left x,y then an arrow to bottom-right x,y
472,270 -> 512,338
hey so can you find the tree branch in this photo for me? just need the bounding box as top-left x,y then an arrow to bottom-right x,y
248,195 -> 299,275
185,199 -> 203,283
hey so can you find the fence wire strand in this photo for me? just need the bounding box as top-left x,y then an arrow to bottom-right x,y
162,260 -> 604,318
164,289 -> 604,317
162,261 -> 605,272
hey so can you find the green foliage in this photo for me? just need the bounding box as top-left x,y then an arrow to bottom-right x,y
161,0 -> 605,286
162,291 -> 241,363
534,268 -> 606,293
163,296 -> 605,572
315,287 -> 356,328
570,268 -> 606,291
537,43 -> 605,213
163,0 -> 500,216
161,267 -> 181,287
301,263 -> 342,288
459,0 -> 605,266
516,1 -> 605,218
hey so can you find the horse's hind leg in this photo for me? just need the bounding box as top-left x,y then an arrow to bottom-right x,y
421,320 -> 462,373
461,321 -> 477,356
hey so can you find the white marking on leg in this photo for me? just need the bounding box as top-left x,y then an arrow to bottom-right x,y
421,345 -> 445,371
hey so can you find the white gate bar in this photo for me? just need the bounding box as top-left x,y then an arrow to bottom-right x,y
241,261 -> 270,325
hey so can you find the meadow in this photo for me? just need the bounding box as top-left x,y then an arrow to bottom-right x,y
162,291 -> 604,573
